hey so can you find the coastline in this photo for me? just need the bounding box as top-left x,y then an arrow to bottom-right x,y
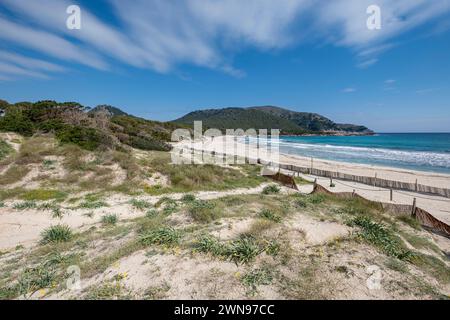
176,135 -> 450,189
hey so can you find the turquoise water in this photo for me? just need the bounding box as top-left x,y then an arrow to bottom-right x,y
276,133 -> 450,174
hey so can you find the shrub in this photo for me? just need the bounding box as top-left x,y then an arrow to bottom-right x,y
40,224 -> 73,244
56,125 -> 104,151
262,184 -> 280,195
101,214 -> 118,226
140,227 -> 181,247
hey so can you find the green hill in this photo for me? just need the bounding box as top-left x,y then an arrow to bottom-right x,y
174,106 -> 373,135
0,99 -> 180,151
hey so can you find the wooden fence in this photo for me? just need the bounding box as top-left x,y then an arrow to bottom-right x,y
182,147 -> 450,199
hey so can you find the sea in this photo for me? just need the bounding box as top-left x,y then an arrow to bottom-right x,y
274,133 -> 450,174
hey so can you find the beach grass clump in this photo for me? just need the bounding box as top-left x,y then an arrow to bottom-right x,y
145,209 -> 159,218
16,264 -> 56,298
259,209 -> 282,223
181,194 -> 196,203
79,200 -> 109,209
129,199 -> 152,211
242,267 -> 274,295
140,227 -> 182,247
188,199 -> 220,223
262,184 -> 280,195
351,216 -> 412,260
40,224 -> 73,244
13,200 -> 37,210
227,236 -> 262,264
101,214 -> 118,226
195,234 -> 262,265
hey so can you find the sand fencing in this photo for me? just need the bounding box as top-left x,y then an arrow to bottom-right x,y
313,184 -> 450,238
183,148 -> 450,198
274,164 -> 450,199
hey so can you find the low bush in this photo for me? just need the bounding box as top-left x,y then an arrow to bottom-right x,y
262,184 -> 280,195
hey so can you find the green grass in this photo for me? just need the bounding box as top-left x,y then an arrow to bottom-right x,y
20,189 -> 67,201
242,267 -> 274,295
188,200 -> 220,223
195,234 -> 263,265
0,165 -> 30,185
258,209 -> 282,223
78,200 -> 108,209
13,200 -> 37,210
40,225 -> 73,244
181,194 -> 196,202
101,214 -> 118,226
145,209 -> 159,218
397,215 -> 422,230
140,227 -> 182,247
142,152 -> 264,194
351,216 -> 412,260
129,199 -> 152,211
262,184 -> 280,195
410,253 -> 450,284
0,139 -> 13,161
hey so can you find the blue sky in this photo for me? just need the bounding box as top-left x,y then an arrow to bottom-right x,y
1,0 -> 450,132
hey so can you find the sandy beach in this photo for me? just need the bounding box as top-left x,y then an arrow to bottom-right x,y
175,136 -> 450,225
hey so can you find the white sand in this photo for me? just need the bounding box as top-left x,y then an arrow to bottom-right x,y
175,136 -> 450,225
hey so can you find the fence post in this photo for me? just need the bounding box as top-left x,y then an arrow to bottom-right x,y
390,189 -> 393,201
411,198 -> 417,217
330,177 -> 333,187
415,179 -> 418,192
352,189 -> 355,197
314,178 -> 317,189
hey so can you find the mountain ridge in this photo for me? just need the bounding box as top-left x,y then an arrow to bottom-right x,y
174,105 -> 373,135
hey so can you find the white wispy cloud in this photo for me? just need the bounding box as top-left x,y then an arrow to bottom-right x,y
341,87 -> 357,93
0,0 -> 449,78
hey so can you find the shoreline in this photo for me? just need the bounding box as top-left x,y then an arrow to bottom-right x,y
175,136 -> 450,189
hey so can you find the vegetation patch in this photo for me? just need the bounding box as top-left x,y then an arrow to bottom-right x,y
101,214 -> 118,226
0,139 -> 13,161
40,225 -> 73,244
242,267 -> 274,295
0,165 -> 30,185
140,227 -> 182,247
259,209 -> 282,223
350,216 -> 412,260
130,199 -> 152,211
13,201 -> 37,210
20,189 -> 67,201
262,184 -> 280,195
188,200 -> 220,223
195,234 -> 264,265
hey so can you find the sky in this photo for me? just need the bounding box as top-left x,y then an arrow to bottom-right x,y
0,0 -> 450,132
